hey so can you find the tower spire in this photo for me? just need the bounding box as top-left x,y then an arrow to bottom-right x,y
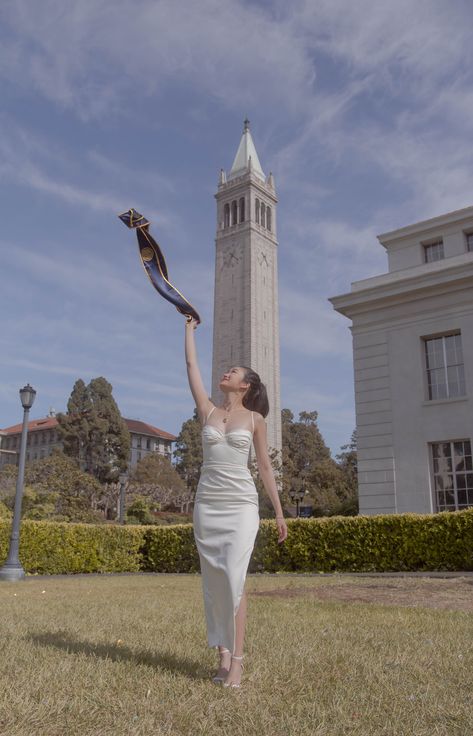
228,119 -> 264,180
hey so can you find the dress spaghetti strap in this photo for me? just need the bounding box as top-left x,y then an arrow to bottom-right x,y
251,411 -> 254,433
205,406 -> 216,425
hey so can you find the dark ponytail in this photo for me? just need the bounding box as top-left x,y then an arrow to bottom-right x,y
241,366 -> 269,418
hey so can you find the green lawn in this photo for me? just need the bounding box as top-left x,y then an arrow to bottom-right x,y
0,574 -> 471,736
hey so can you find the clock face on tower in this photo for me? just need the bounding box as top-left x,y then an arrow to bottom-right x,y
258,250 -> 269,267
221,247 -> 240,270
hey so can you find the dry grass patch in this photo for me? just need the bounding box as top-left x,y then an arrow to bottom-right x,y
0,574 -> 471,736
250,575 -> 473,611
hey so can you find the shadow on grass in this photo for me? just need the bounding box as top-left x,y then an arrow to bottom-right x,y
27,630 -> 208,681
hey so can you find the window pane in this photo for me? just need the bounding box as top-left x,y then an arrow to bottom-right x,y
431,441 -> 473,512
424,240 -> 444,263
425,333 -> 465,400
445,490 -> 455,507
445,335 -> 459,364
457,489 -> 467,506
447,366 -> 461,397
427,368 -> 447,400
425,338 -> 444,369
440,445 -> 451,469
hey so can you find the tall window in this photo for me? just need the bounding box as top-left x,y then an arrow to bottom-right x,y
261,202 -> 266,228
239,197 -> 245,223
431,440 -> 473,511
266,206 -> 272,231
231,200 -> 238,226
255,199 -> 260,224
223,203 -> 230,228
466,232 -> 473,252
423,239 -> 444,263
424,333 -> 465,400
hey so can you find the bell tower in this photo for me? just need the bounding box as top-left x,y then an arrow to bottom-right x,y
211,120 -> 282,461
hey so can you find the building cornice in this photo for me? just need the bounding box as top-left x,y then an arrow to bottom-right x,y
216,172 -> 277,203
378,204 -> 473,248
330,256 -> 473,318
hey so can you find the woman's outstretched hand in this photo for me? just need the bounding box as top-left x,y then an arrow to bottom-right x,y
276,517 -> 288,544
186,316 -> 199,330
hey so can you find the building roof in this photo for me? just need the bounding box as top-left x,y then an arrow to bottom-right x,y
229,119 -> 265,181
1,416 -> 177,441
2,416 -> 58,435
124,418 -> 176,440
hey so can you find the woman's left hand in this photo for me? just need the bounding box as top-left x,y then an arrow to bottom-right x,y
276,517 -> 288,544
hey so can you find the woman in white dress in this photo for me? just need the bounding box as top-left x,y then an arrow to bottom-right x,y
185,316 -> 288,688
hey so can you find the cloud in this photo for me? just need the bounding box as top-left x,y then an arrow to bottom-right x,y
0,0 -> 315,119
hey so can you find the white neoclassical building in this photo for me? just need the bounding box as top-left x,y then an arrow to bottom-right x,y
211,120 -> 282,460
330,205 -> 473,515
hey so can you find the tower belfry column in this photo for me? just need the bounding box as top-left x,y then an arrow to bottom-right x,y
211,121 -> 282,464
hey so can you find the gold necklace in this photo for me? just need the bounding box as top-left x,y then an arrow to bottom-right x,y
222,405 -> 242,423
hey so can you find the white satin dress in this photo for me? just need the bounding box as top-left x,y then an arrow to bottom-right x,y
193,406 -> 259,655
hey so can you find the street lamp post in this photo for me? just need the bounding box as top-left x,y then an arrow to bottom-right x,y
118,472 -> 128,525
0,384 -> 36,582
289,487 -> 306,518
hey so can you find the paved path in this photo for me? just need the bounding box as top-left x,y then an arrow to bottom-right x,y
14,570 -> 473,581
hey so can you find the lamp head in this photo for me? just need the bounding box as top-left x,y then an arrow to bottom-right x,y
19,384 -> 36,410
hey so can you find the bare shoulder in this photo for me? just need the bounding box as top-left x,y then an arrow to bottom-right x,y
252,411 -> 266,431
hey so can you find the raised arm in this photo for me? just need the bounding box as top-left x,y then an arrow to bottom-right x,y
185,317 -> 213,425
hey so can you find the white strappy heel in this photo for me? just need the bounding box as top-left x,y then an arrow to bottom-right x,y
222,655 -> 244,688
212,647 -> 231,684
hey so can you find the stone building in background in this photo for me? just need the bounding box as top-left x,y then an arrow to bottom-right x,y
330,205 -> 473,515
211,120 -> 282,460
0,412 -> 176,471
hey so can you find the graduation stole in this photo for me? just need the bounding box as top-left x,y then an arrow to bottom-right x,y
119,208 -> 201,324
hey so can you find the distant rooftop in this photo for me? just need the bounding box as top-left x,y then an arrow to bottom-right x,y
1,416 -> 177,441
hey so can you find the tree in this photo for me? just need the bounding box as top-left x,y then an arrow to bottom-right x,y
128,453 -> 189,511
1,450 -> 104,522
56,379 -> 92,469
57,377 -> 131,483
173,408 -> 203,499
335,430 -> 359,515
131,452 -> 185,488
125,496 -> 154,525
281,409 -> 347,515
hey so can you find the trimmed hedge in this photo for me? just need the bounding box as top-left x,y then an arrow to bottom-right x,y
143,524 -> 200,573
251,510 -> 473,573
0,520 -> 145,574
1,509 -> 472,575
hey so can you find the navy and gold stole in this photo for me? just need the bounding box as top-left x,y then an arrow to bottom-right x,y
119,208 -> 201,324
